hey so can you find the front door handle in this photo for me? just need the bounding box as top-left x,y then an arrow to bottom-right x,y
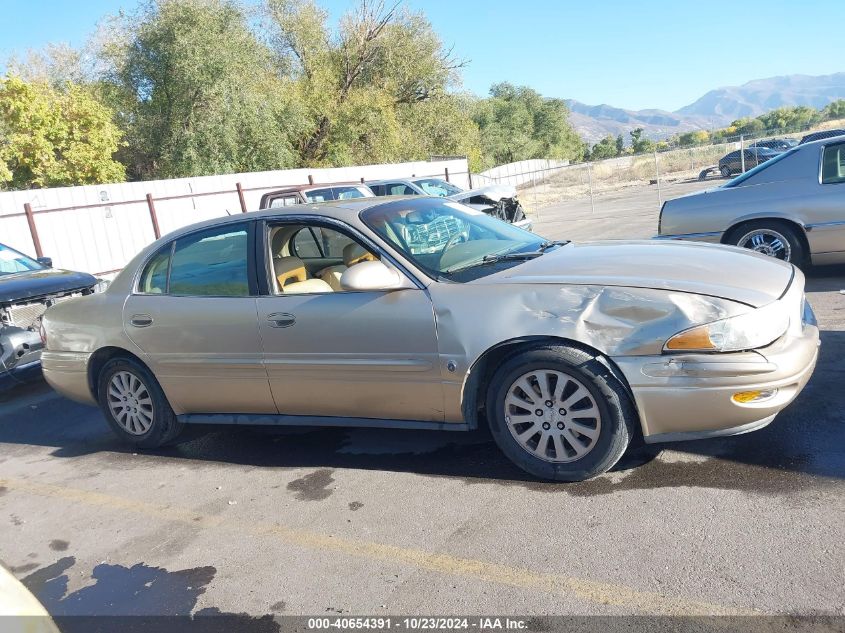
267,313 -> 295,328
130,314 -> 153,328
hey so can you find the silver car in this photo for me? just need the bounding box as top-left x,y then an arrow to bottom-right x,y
657,135 -> 845,265
366,177 -> 532,232
41,198 -> 818,481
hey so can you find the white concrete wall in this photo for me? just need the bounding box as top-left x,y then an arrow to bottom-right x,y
474,159 -> 569,188
0,159 -> 469,275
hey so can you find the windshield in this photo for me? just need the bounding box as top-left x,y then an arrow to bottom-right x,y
361,198 -> 546,281
0,243 -> 45,276
723,148 -> 797,188
412,178 -> 463,197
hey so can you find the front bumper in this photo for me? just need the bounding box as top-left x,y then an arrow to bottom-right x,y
0,326 -> 44,391
613,317 -> 820,443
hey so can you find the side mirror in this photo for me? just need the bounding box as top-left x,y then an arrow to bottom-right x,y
37,256 -> 53,268
340,260 -> 412,292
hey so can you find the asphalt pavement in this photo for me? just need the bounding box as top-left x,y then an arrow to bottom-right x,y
0,181 -> 843,623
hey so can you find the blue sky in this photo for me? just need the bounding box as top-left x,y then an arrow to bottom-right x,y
1,0 -> 843,111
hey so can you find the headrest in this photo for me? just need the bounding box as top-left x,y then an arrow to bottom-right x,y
271,229 -> 286,256
343,243 -> 377,266
274,256 -> 306,287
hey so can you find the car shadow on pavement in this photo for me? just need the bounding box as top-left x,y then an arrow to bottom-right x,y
0,332 -> 842,495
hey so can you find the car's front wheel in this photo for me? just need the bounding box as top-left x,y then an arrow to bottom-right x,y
97,357 -> 184,448
720,165 -> 732,178
485,345 -> 636,481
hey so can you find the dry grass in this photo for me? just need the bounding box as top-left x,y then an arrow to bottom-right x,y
518,118 -> 845,210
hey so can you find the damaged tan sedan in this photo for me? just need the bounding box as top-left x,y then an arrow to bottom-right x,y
41,197 -> 819,481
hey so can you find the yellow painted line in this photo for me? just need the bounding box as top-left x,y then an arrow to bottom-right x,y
1,477 -> 755,616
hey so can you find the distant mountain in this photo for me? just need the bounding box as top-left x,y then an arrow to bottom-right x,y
565,100 -> 714,144
569,73 -> 845,144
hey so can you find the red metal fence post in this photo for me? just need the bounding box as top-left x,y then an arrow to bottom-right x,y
146,194 -> 161,239
236,182 -> 248,213
23,203 -> 44,258
444,167 -> 450,182
308,174 -> 314,185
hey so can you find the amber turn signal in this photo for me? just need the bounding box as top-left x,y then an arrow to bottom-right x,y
665,326 -> 716,351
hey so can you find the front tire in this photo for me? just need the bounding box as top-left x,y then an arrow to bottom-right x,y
97,357 -> 184,448
720,165 -> 731,178
485,345 -> 636,481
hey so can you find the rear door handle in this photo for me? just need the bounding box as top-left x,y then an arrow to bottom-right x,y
267,313 -> 295,328
130,314 -> 153,328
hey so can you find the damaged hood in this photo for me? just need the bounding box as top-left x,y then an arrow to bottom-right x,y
448,183 -> 517,202
0,268 -> 97,304
485,239 -> 793,307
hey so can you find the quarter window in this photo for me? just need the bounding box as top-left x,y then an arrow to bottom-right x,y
822,143 -> 845,184
168,224 -> 250,296
138,247 -> 170,294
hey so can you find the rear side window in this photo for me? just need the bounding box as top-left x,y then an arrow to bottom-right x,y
168,224 -> 250,296
387,183 -> 416,195
369,184 -> 385,196
333,186 -> 370,199
269,195 -> 299,208
822,143 -> 845,184
304,188 -> 333,202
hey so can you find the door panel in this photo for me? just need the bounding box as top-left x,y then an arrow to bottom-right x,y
124,295 -> 275,414
257,289 -> 444,421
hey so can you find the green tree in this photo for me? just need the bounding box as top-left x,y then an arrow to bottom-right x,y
589,135 -> 618,160
104,0 -> 305,179
756,106 -> 821,133
629,128 -> 655,154
473,82 -> 583,168
822,100 -> 845,121
0,75 -> 125,189
615,134 -> 624,155
266,0 -> 467,166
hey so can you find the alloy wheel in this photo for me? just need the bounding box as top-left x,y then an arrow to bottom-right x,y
736,228 -> 792,261
503,369 -> 602,463
107,371 -> 154,435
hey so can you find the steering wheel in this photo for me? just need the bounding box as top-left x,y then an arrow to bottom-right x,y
438,232 -> 468,260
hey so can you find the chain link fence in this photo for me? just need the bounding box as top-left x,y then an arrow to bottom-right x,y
477,119 -> 845,228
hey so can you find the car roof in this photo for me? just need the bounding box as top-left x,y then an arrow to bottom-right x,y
800,130 -> 845,144
262,181 -> 368,195
364,178 -> 415,185
152,196 -> 428,244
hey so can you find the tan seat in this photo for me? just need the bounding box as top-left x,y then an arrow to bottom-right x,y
283,278 -> 333,294
274,255 -> 332,294
319,243 -> 378,291
274,256 -> 307,288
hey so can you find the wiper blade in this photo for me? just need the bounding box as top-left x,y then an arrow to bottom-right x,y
481,251 -> 544,264
537,240 -> 570,252
443,250 -> 541,274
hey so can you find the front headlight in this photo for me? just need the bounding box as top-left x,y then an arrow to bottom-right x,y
665,300 -> 790,353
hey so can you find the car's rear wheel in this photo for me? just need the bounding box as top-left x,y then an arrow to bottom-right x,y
485,345 -> 636,481
720,165 -> 731,178
97,357 -> 183,448
726,220 -> 805,265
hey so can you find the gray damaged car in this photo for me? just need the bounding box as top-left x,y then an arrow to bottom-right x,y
366,177 -> 531,231
657,134 -> 845,266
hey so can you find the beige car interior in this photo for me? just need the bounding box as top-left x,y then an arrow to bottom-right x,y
269,225 -> 379,294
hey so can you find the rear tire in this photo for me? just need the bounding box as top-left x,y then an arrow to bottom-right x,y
725,220 -> 805,266
485,345 -> 636,481
97,357 -> 184,448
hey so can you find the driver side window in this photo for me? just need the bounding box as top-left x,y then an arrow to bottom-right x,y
268,223 -> 378,295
